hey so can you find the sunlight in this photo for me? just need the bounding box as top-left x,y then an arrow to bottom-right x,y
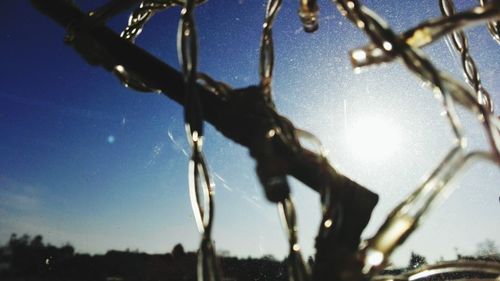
346,116 -> 401,161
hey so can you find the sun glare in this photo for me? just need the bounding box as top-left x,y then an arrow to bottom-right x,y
346,116 -> 401,160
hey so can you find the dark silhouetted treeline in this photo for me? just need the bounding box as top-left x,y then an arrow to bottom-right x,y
0,234 -> 287,281
1,234 -> 498,281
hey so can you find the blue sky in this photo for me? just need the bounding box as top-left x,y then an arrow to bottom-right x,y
1,0 -> 499,267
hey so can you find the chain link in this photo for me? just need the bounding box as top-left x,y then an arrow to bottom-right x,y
121,2 -> 233,279
258,2 -> 319,280
121,1 -> 176,42
480,0 -> 500,44
178,0 -> 202,138
373,260 -> 500,281
121,0 -> 206,42
299,0 -> 319,33
330,0 -> 500,276
348,4 -> 500,68
260,0 -> 283,102
440,0 -> 494,112
294,129 -> 338,240
278,197 -> 311,281
86,0 -> 141,27
177,1 -> 221,280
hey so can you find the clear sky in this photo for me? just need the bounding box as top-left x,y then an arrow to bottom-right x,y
1,0 -> 499,267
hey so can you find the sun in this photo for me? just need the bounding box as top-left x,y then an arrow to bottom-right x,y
345,116 -> 401,161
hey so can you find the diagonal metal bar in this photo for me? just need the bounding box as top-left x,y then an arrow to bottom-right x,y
30,0 -> 378,225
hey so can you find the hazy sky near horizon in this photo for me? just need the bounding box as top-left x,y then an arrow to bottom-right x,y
1,0 -> 499,267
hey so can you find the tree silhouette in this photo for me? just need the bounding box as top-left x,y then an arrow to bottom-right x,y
0,233 -> 291,281
476,239 -> 499,256
172,244 -> 185,259
408,251 -> 427,270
